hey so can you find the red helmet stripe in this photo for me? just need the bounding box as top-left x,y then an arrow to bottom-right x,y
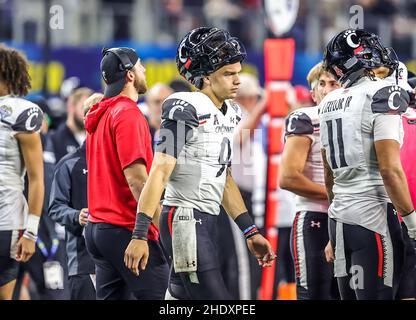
354,46 -> 364,54
185,58 -> 192,69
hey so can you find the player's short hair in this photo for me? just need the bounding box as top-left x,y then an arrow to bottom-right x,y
306,62 -> 326,89
83,92 -> 103,116
0,44 -> 31,96
69,87 -> 93,107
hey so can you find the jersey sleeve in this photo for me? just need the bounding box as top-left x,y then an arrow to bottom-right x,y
371,85 -> 410,115
160,97 -> 199,128
285,111 -> 314,138
11,105 -> 43,134
156,97 -> 198,158
373,114 -> 403,143
113,107 -> 152,170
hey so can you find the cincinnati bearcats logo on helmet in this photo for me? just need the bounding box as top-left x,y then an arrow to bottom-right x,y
343,29 -> 360,48
176,27 -> 246,89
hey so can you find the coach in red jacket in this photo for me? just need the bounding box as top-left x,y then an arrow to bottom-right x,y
84,47 -> 168,300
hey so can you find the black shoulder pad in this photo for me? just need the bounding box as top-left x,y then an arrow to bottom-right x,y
371,85 -> 410,114
11,106 -> 43,133
285,111 -> 313,136
161,98 -> 198,128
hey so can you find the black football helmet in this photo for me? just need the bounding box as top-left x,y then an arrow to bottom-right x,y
176,27 -> 246,89
323,29 -> 399,87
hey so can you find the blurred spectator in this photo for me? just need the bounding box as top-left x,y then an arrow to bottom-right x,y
203,0 -> 244,40
0,0 -> 12,40
158,0 -> 195,44
48,94 -> 102,300
294,85 -> 314,109
48,87 -> 93,163
102,0 -> 134,41
39,88 -> 93,299
231,73 -> 267,300
169,79 -> 193,93
145,83 -> 173,151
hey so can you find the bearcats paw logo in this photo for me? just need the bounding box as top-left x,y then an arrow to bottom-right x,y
168,99 -> 190,119
287,111 -> 304,133
343,30 -> 360,48
25,107 -> 40,131
388,85 -> 402,110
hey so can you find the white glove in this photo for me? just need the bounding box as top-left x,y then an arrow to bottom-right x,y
402,211 -> 416,240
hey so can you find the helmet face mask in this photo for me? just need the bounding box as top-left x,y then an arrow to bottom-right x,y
176,27 -> 246,89
323,29 -> 399,87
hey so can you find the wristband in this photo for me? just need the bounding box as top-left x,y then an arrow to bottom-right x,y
25,214 -> 40,236
234,212 -> 260,239
23,231 -> 37,242
402,210 -> 416,228
132,212 -> 152,241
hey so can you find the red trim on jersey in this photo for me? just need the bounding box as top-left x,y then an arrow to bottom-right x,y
292,212 -> 300,279
375,233 -> 383,278
168,207 -> 176,236
199,120 -> 207,125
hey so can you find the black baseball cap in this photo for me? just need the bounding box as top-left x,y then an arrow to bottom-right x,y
100,47 -> 139,97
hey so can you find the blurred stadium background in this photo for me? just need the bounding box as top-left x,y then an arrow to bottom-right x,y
1,0 -> 416,300
1,0 -> 415,100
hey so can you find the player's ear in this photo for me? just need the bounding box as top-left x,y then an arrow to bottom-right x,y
126,69 -> 134,82
203,76 -> 210,87
310,88 -> 317,104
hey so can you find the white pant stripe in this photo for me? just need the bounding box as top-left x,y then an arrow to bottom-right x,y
334,221 -> 348,278
295,211 -> 308,289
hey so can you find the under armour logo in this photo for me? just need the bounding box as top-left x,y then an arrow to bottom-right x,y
230,117 -> 235,124
392,209 -> 398,216
186,261 -> 196,268
213,115 -> 219,125
83,169 -> 88,175
311,221 -> 321,228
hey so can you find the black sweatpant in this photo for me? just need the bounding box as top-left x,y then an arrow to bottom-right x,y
85,222 -> 169,300
329,204 -> 404,300
159,206 -> 232,300
290,211 -> 333,300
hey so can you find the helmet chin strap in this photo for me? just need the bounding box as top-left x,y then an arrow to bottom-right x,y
340,68 -> 366,88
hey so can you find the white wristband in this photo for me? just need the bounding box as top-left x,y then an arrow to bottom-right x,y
26,213 -> 40,236
402,211 -> 416,229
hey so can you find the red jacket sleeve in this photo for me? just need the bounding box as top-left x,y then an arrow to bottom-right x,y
112,106 -> 152,170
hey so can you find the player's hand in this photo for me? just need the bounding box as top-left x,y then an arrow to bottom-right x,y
15,237 -> 36,262
246,234 -> 276,267
78,208 -> 89,226
124,239 -> 149,276
325,240 -> 335,263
